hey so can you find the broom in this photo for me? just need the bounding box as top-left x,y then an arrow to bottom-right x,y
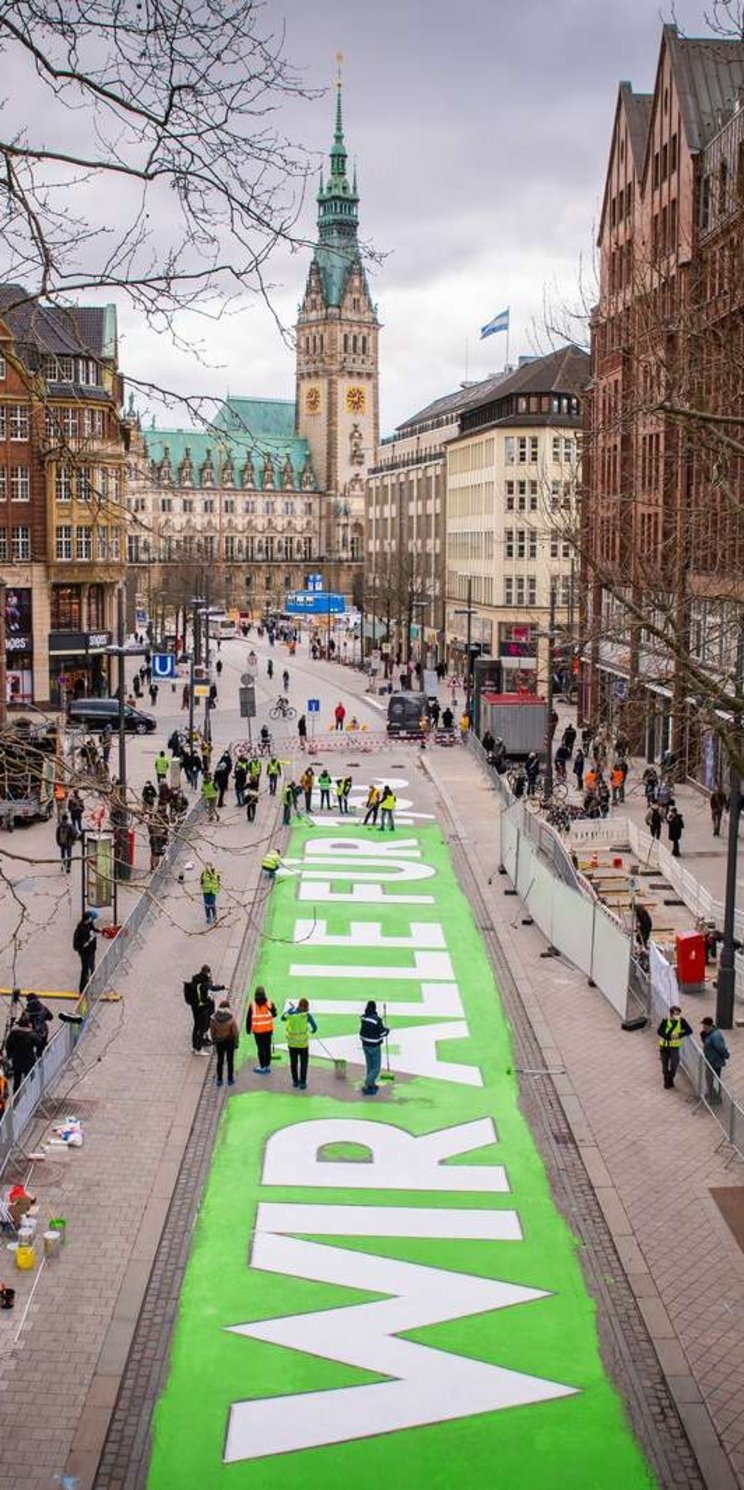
380,1002 -> 395,1082
314,1035 -> 347,1080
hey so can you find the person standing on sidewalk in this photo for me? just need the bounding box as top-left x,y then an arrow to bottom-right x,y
200,862 -> 221,924
700,1016 -> 730,1105
245,779 -> 259,823
657,1005 -> 693,1089
266,755 -> 281,795
73,910 -> 99,993
334,701 -> 346,731
379,785 -> 396,832
359,1000 -> 389,1095
68,788 -> 84,837
300,765 -> 314,813
318,768 -> 332,810
710,788 -> 728,838
201,774 -> 219,822
247,987 -> 277,1074
297,713 -> 307,751
282,780 -> 296,826
187,965 -> 224,1055
645,803 -> 663,841
282,997 -> 317,1089
56,812 -> 76,873
154,750 -> 169,787
210,998 -> 239,1086
667,806 -> 685,857
233,754 -> 248,807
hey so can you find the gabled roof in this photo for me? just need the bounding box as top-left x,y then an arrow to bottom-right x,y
398,383 -> 483,431
458,344 -> 589,415
0,285 -> 117,359
213,397 -> 296,440
597,84 -> 652,244
665,23 -> 744,154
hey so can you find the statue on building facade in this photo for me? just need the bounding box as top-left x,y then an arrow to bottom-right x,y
349,422 -> 365,465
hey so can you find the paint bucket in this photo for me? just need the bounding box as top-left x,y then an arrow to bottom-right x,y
0,1286 -> 16,1309
15,1245 -> 35,1271
43,1231 -> 61,1260
17,1226 -> 34,1249
49,1217 -> 66,1244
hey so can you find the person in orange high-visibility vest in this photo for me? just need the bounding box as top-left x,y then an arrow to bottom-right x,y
246,986 -> 277,1074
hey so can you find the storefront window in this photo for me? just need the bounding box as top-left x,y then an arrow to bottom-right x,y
88,584 -> 105,629
51,584 -> 82,630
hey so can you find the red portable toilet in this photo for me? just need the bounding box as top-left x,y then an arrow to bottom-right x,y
676,931 -> 706,990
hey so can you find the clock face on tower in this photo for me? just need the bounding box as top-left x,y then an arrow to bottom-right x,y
305,386 -> 321,414
346,385 -> 366,414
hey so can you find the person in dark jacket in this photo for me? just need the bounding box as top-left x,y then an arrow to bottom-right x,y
562,723 -> 576,757
188,965 -> 225,1054
25,993 -> 53,1049
209,998 -> 239,1086
5,1014 -> 43,1095
56,812 -> 76,873
359,1000 -> 390,1095
73,910 -> 99,993
710,788 -> 728,838
634,902 -> 653,949
573,748 -> 585,790
657,1006 -> 693,1089
213,752 -> 232,808
667,806 -> 685,857
700,1016 -> 730,1105
68,789 -> 84,837
525,752 -> 540,796
645,803 -> 663,841
233,755 -> 248,807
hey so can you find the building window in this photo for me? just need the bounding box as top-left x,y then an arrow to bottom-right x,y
81,407 -> 105,438
527,576 -> 537,606
77,358 -> 100,386
283,535 -> 293,560
304,501 -> 313,516
515,576 -> 525,606
516,528 -> 526,559
245,536 -> 255,560
224,535 -> 236,559
0,470 -> 6,501
56,465 -> 72,502
283,499 -> 294,515
224,498 -> 235,515
127,534 -> 140,563
10,467 -> 30,502
12,525 -> 30,560
56,525 -> 73,560
504,436 -> 516,465
0,353 -> 6,379
550,535 -> 559,559
0,530 -> 6,559
504,577 -> 514,605
264,499 -> 275,516
203,498 -> 214,515
265,536 -> 274,561
75,526 -> 92,559
96,527 -> 109,560
160,497 -> 172,513
504,527 -> 514,558
505,480 -> 515,511
9,406 -> 29,441
243,499 -> 255,515
528,532 -> 537,560
0,407 -> 6,439
552,435 -> 561,462
302,535 -> 313,560
203,535 -> 216,559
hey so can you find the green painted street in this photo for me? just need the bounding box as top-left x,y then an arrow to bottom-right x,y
148,823 -> 656,1488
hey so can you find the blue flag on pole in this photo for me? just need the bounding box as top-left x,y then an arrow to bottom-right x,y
480,308 -> 510,340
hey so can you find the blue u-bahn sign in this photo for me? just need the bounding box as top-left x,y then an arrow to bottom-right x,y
285,591 -> 346,615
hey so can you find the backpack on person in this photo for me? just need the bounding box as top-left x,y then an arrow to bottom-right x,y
183,977 -> 197,1006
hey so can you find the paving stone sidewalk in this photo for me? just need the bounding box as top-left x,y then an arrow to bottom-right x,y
0,782 -> 276,1490
425,744 -> 744,1490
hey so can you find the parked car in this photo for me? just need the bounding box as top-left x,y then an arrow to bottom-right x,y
67,698 -> 157,734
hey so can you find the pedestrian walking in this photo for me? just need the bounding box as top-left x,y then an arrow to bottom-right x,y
186,965 -> 224,1055
610,764 -> 624,805
334,701 -> 346,731
154,750 -> 169,785
56,812 -> 75,873
5,1014 -> 43,1096
300,766 -> 314,813
562,723 -> 576,757
710,788 -> 728,838
429,697 -> 440,728
266,755 -> 281,795
282,997 -> 317,1089
216,658 -> 223,677
657,777 -> 674,818
210,998 -> 239,1086
379,784 -> 396,831
182,683 -> 190,710
645,803 -> 662,840
245,781 -> 259,822
267,658 -> 274,680
667,806 -> 684,857
73,910 -> 99,993
359,999 -> 390,1095
298,713 -> 307,749
282,668 -> 290,692
635,902 -> 653,949
233,755 -> 248,806
363,784 -> 381,825
201,774 -> 219,822
148,682 -> 159,706
247,987 -> 277,1074
214,751 -> 232,808
642,765 -> 658,804
318,768 -> 332,809
573,748 -> 585,791
657,1005 -> 692,1089
282,781 -> 296,826
200,862 -> 221,924
525,752 -> 540,796
700,1016 -> 730,1105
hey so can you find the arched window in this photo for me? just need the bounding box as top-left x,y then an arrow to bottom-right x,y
352,334 -> 358,354
343,334 -> 348,354
362,335 -> 367,356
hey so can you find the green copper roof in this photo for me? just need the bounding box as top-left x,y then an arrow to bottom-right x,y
143,398 -> 316,489
313,73 -> 360,306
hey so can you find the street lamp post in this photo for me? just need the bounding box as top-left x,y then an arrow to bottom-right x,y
716,621 -> 744,1029
105,588 -> 148,883
454,575 -> 475,722
544,579 -> 557,800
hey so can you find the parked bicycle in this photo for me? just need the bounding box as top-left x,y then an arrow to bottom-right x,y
269,695 -> 297,721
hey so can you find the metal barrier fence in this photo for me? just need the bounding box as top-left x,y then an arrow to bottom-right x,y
0,802 -> 205,1180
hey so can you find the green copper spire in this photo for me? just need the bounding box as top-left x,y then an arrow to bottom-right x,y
317,55 -> 359,245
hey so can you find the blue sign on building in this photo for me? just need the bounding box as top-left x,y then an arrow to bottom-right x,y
285,591 -> 345,616
307,698 -> 321,714
152,652 -> 177,680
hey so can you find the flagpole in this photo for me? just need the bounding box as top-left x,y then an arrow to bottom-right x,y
505,321 -> 510,372
465,337 -> 469,383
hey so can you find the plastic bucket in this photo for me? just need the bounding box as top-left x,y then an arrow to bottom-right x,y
43,1231 -> 61,1260
15,1245 -> 35,1271
49,1218 -> 66,1244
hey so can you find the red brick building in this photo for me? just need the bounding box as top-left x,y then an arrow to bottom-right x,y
582,25 -> 744,781
0,290 -> 127,706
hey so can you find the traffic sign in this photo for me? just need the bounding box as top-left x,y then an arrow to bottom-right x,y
152,653 -> 176,680
307,698 -> 321,713
285,591 -> 345,616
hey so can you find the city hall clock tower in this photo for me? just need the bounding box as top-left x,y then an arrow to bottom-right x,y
296,67 -> 380,586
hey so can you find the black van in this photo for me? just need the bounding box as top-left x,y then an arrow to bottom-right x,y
67,698 -> 157,735
386,691 -> 428,736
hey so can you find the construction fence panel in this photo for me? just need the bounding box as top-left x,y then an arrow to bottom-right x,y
552,878 -> 595,979
590,906 -> 631,1019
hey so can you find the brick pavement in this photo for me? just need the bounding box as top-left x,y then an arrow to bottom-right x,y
425,743 -> 744,1489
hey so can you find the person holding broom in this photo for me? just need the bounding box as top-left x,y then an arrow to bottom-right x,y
359,999 -> 390,1095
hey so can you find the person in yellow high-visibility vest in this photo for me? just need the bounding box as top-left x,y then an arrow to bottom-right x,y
657,1005 -> 692,1089
246,986 -> 277,1074
282,997 -> 318,1089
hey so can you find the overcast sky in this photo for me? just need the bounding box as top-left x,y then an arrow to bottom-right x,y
120,0 -> 725,434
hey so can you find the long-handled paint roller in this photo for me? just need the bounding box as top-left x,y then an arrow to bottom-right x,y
314,1035 -> 347,1080
380,1002 -> 395,1082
